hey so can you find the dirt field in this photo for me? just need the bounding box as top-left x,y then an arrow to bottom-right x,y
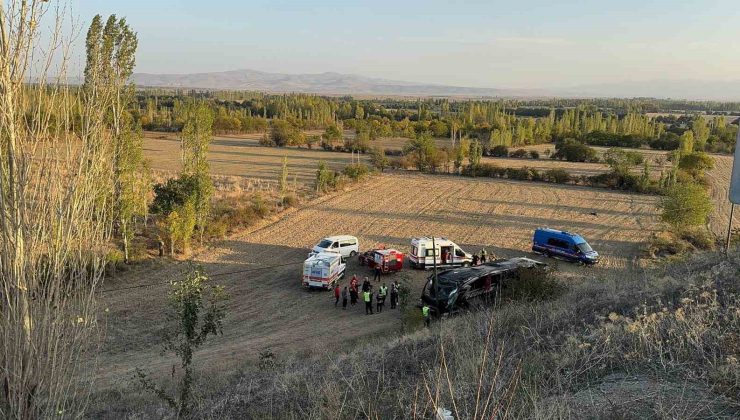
144,131 -> 366,190
97,172 -> 661,392
707,154 -> 738,236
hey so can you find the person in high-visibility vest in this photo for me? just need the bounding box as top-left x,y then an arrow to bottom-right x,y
422,304 -> 431,327
378,283 -> 388,313
364,290 -> 373,315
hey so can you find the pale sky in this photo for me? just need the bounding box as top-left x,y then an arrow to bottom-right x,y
67,0 -> 740,90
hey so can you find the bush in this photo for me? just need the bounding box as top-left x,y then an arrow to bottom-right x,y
504,167 -> 536,181
282,192 -> 299,208
510,149 -> 528,158
660,183 -> 713,227
553,141 -> 598,162
543,168 -> 571,184
342,163 -> 370,180
583,131 -> 647,148
150,175 -> 199,215
679,152 -> 714,179
529,150 -> 540,159
500,266 -> 562,302
251,193 -> 271,218
490,145 -> 509,157
678,227 -> 716,250
269,120 -> 304,147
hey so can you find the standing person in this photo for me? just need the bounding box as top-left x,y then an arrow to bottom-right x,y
373,263 -> 382,282
342,286 -> 348,309
422,304 -> 431,327
376,288 -> 385,313
362,277 -> 371,292
441,249 -> 448,266
480,248 -> 487,264
472,253 -> 479,266
350,275 -> 359,305
334,284 -> 340,308
364,289 -> 373,315
390,281 -> 399,309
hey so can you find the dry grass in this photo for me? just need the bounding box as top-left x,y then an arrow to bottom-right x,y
94,250 -> 740,418
143,131 -> 366,191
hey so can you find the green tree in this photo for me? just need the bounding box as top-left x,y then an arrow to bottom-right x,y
181,100 -> 214,243
136,265 -> 227,417
279,156 -> 289,204
403,132 -> 439,172
468,140 -> 483,172
660,183 -> 712,227
85,14 -> 144,263
322,123 -> 343,148
370,147 -> 389,172
679,130 -> 695,155
691,117 -> 710,151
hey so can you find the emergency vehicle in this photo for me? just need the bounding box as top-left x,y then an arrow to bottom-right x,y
408,237 -> 472,269
302,252 -> 346,289
359,248 -> 404,273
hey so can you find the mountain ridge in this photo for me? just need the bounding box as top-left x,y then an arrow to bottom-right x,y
130,68 -> 740,101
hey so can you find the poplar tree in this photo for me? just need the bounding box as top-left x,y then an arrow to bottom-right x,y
85,14 -> 146,263
181,100 -> 214,243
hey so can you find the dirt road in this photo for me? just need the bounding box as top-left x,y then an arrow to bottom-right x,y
97,173 -> 660,390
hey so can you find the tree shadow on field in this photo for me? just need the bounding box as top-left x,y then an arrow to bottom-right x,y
462,197 -> 658,218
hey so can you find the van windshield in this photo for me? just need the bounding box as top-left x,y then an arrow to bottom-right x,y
317,239 -> 333,248
577,242 -> 593,253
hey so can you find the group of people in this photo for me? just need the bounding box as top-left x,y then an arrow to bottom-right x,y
333,274 -> 400,315
439,248 -> 490,266
471,248 -> 489,266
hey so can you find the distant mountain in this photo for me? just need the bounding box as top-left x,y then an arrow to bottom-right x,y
558,80 -> 740,101
130,69 -> 740,101
131,69 -> 543,97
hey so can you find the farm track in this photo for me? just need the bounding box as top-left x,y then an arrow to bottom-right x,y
97,172 -> 661,389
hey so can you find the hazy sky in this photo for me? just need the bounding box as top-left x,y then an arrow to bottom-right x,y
68,0 -> 740,89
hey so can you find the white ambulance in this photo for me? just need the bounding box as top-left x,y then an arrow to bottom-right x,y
408,237 -> 472,269
302,252 -> 346,289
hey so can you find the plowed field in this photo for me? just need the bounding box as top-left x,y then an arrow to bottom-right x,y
98,173 -> 660,388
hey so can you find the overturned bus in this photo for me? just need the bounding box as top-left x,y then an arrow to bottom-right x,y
420,257 -> 548,315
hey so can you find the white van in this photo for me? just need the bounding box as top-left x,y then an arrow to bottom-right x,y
302,252 -> 346,289
309,235 -> 359,260
409,237 -> 472,269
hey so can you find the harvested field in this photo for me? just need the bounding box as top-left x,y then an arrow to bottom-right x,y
97,173 -> 660,392
707,154 -> 738,236
143,132 -> 366,190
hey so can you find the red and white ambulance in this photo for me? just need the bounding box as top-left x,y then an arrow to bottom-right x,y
408,237 -> 472,269
302,252 -> 346,289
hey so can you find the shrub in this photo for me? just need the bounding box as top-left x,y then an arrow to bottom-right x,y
490,145 -> 509,157
150,175 -> 199,215
678,152 -> 714,179
251,193 -> 271,218
529,150 -> 540,159
269,120 -> 304,147
660,183 -> 713,227
678,226 -> 716,250
505,167 -> 536,181
342,163 -> 370,180
510,149 -> 528,158
553,141 -> 598,162
282,192 -> 299,208
501,266 -> 562,302
543,168 -> 571,184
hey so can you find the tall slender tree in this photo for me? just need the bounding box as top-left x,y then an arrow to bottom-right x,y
181,100 -> 214,243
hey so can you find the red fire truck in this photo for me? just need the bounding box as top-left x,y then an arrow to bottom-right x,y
359,248 -> 404,273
